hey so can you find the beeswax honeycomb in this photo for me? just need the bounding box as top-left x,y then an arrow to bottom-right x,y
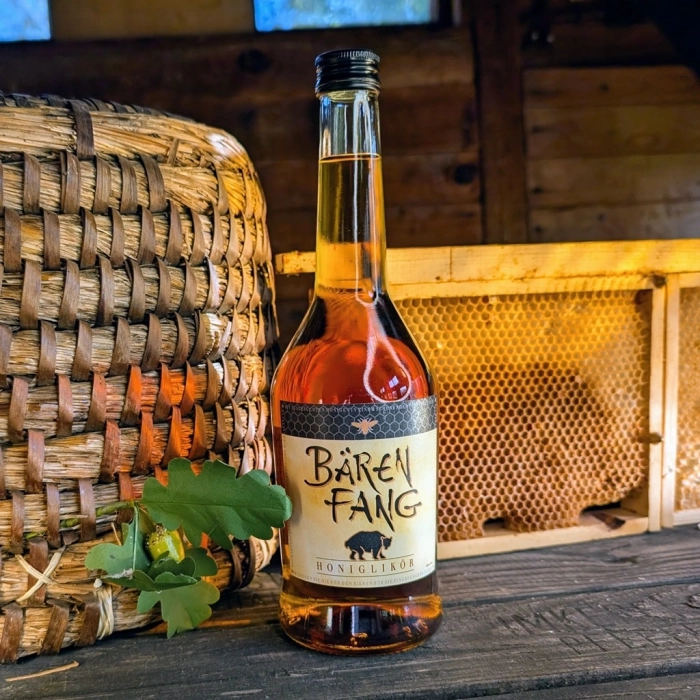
396,289 -> 651,540
676,287 -> 700,510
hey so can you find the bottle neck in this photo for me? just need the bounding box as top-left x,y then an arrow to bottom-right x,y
314,89 -> 387,300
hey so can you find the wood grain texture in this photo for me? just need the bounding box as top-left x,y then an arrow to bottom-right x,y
524,65 -> 700,244
526,104 -> 700,160
0,26 -> 474,107
438,511 -> 649,560
525,66 -> 700,109
227,84 -> 477,161
528,154 -> 700,208
269,203 -> 482,251
258,151 -> 481,211
662,276 -> 681,528
473,0 -> 528,243
51,0 -> 255,40
4,530 -> 700,698
276,239 -> 700,284
487,673 -> 700,699
522,20 -> 677,69
530,202 -> 700,242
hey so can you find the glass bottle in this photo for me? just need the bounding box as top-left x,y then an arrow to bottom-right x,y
271,49 -> 442,654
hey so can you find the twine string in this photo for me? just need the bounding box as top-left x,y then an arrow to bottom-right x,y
93,579 -> 115,639
14,545 -> 66,603
14,547 -> 115,640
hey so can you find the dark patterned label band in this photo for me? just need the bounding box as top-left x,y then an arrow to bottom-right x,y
281,395 -> 437,440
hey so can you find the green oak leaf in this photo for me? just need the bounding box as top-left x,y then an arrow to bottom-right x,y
84,510 -> 149,577
146,548 -> 216,579
146,555 -> 196,580
105,569 -> 197,592
141,459 -> 292,550
137,578 -> 220,638
183,547 -> 218,577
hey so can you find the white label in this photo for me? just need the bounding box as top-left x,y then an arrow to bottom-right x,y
281,398 -> 437,588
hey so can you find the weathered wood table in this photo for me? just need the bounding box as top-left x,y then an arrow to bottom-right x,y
2,527 -> 700,699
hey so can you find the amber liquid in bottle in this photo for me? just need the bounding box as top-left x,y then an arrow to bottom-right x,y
271,86 -> 442,654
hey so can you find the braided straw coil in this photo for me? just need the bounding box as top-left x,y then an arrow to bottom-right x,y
0,92 -> 279,660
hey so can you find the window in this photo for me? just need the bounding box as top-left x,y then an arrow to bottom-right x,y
0,0 -> 50,42
253,0 -> 435,32
0,0 -> 438,42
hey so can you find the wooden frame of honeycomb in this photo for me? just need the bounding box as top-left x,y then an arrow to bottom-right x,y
661,271 -> 700,528
277,240 -> 700,558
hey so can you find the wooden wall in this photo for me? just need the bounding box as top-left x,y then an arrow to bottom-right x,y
524,66 -> 700,242
0,26 -> 478,343
1,2 -> 699,342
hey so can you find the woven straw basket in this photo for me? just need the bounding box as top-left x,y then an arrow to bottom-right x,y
0,92 -> 279,661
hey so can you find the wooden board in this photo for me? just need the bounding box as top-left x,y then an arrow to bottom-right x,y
0,25 -> 474,108
530,202 -> 700,243
276,240 -> 700,286
647,285 -> 666,531
258,151 -> 480,212
663,276 -> 681,528
472,0 -> 528,243
267,204 -> 483,256
522,20 -> 677,69
224,83 -> 477,162
51,0 -> 255,40
526,104 -> 700,159
438,510 -> 648,559
524,66 -> 700,109
488,673 -> 700,699
436,526 -> 700,604
4,529 -> 700,699
674,508 -> 700,526
528,154 -> 700,208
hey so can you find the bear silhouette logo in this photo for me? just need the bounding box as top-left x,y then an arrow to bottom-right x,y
344,531 -> 393,560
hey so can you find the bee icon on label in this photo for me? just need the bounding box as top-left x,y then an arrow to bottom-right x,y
351,417 -> 379,436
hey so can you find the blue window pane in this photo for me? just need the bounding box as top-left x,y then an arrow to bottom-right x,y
254,0 -> 433,32
0,0 -> 50,42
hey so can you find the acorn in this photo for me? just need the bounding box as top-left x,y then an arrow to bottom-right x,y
147,525 -> 185,563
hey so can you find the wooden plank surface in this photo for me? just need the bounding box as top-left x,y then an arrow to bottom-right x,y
258,151 -> 480,212
526,104 -> 700,160
51,0 -> 255,40
663,276 -> 681,528
521,21 -> 677,69
524,66 -> 700,109
267,204 -> 483,257
487,673 -> 700,699
438,511 -> 649,560
276,240 -> 700,283
0,26 -> 474,107
530,202 -> 700,242
648,285 -> 666,532
528,154 -> 700,208
229,84 -> 477,161
472,0 -> 528,243
4,529 -> 700,699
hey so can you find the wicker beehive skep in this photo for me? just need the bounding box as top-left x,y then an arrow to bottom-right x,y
0,92 -> 278,661
0,532 -> 277,660
0,354 -> 267,442
0,259 -> 266,329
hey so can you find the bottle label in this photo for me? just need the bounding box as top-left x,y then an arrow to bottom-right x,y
280,396 -> 438,588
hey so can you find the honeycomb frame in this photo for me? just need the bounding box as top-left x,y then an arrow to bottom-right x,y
397,290 -> 652,544
275,240 -> 700,557
661,272 -> 700,527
